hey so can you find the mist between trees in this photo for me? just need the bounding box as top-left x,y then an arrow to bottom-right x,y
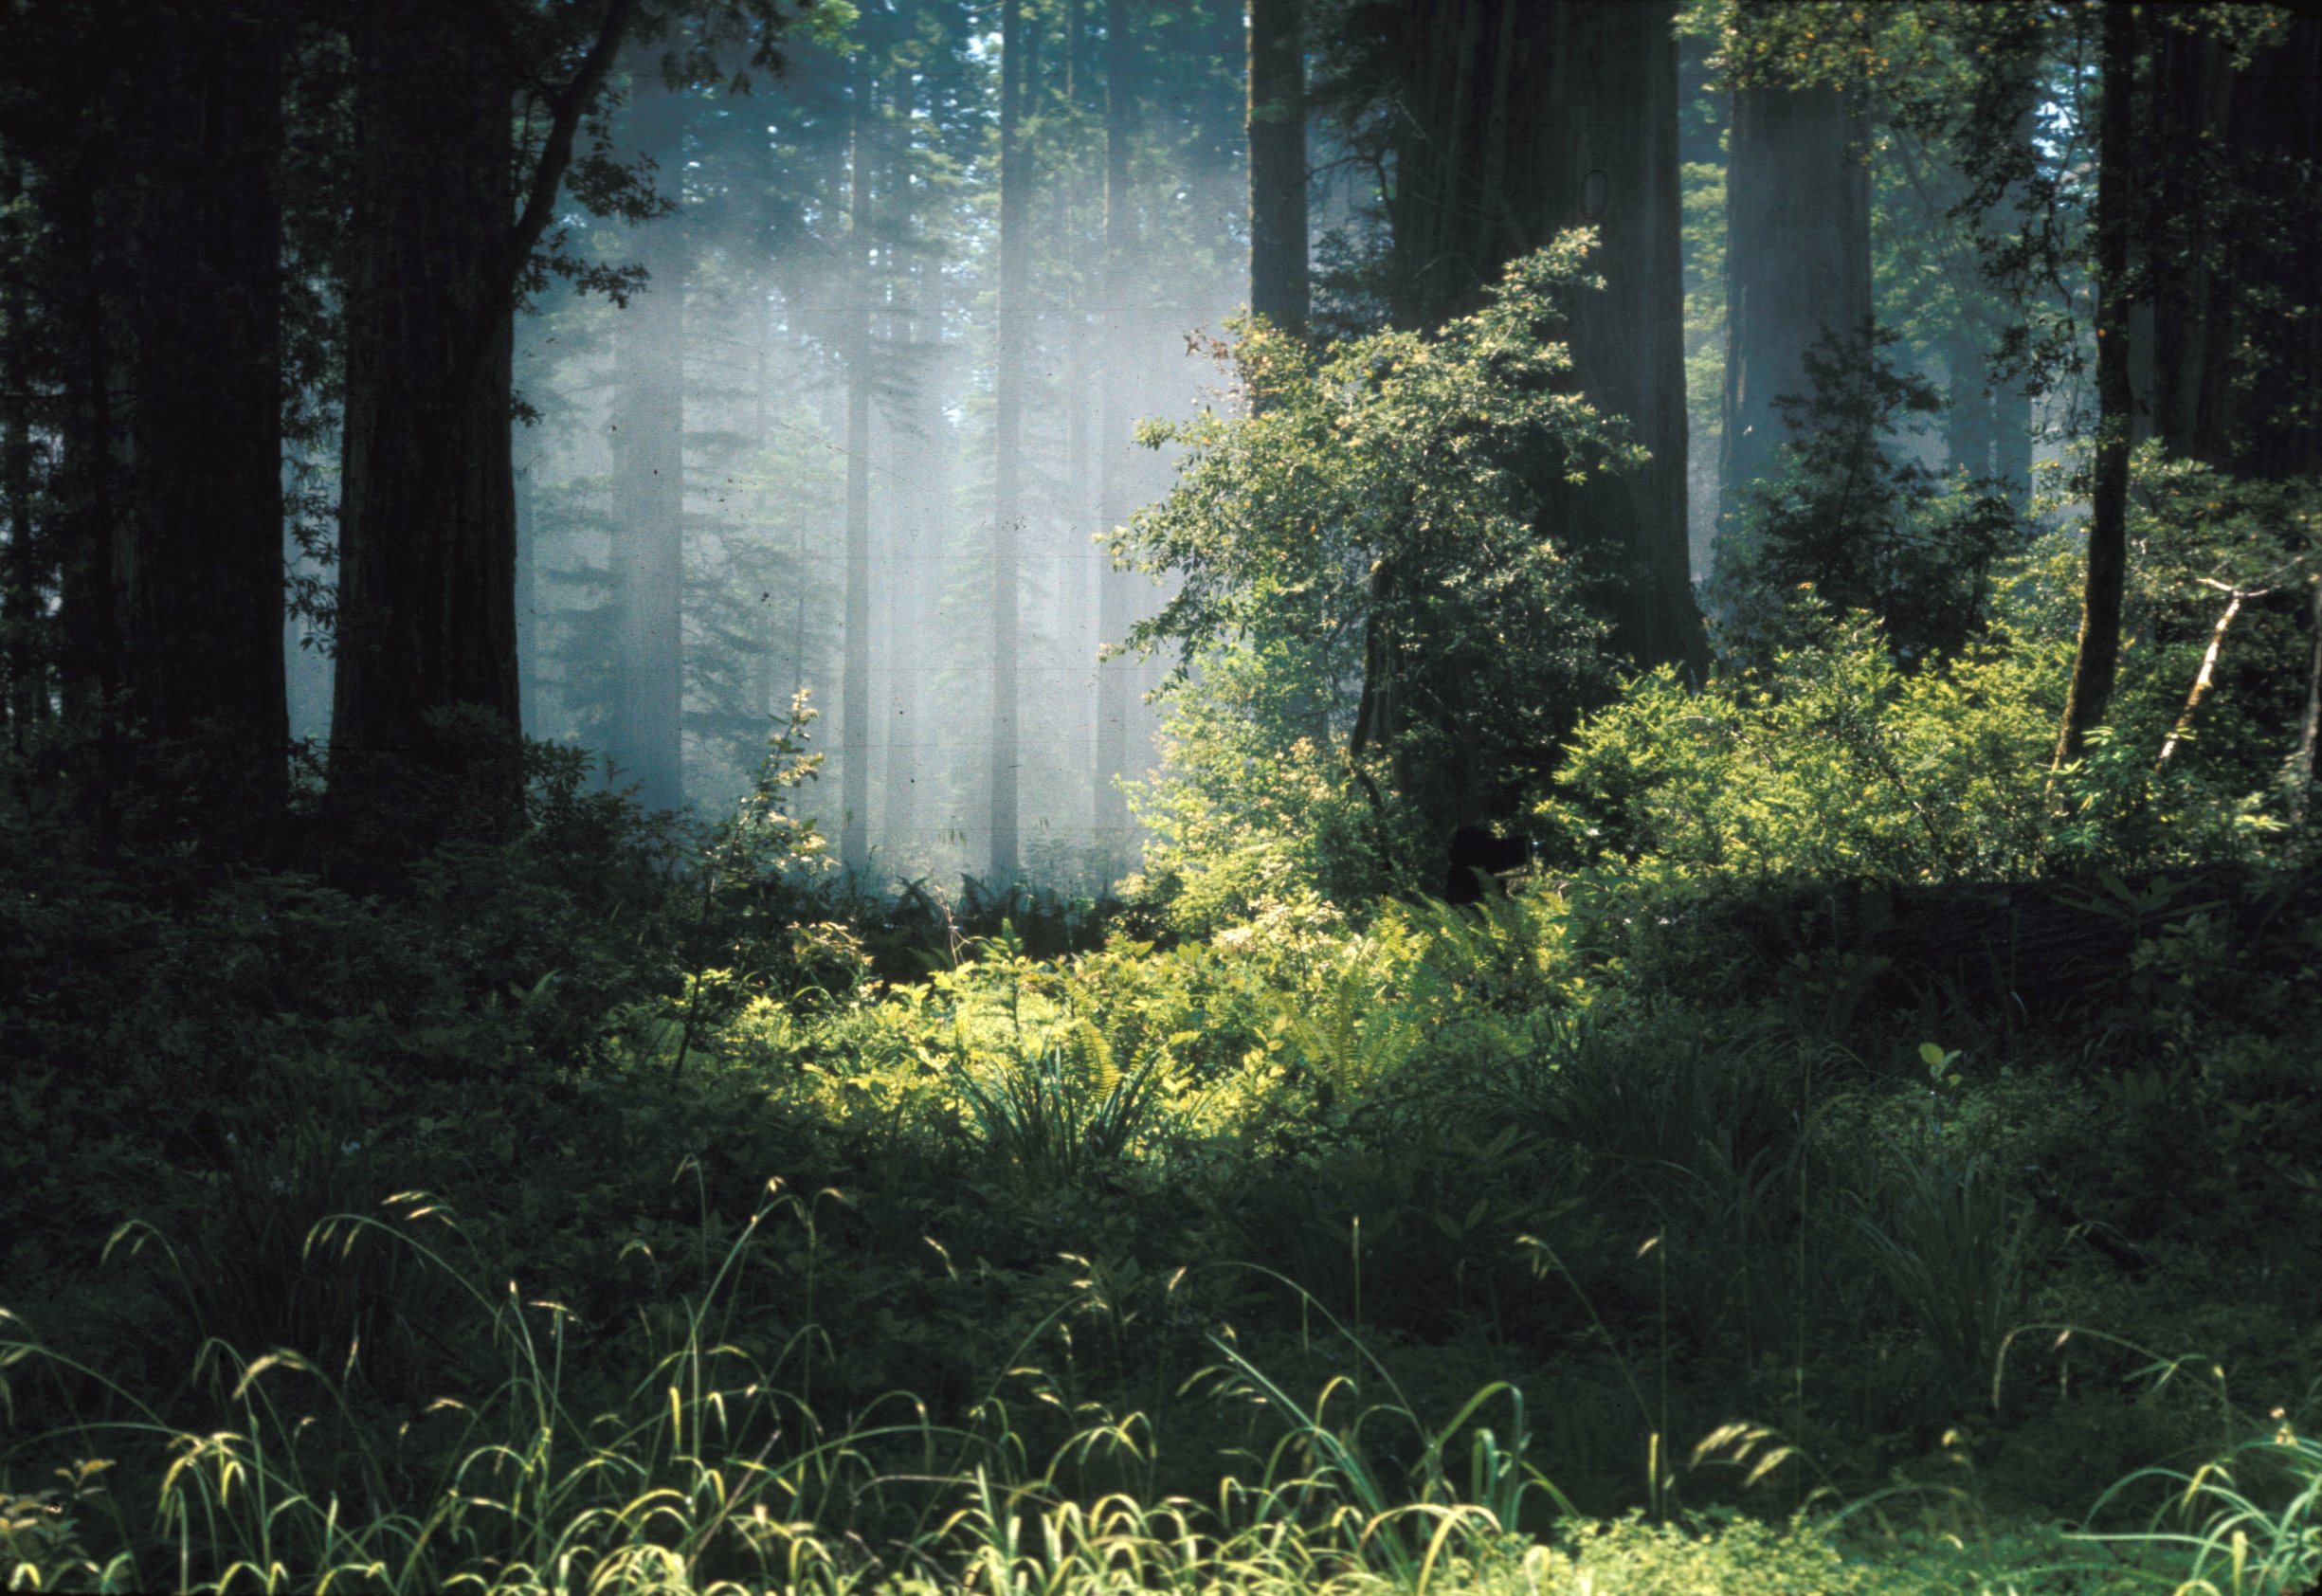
7,0 -> 2319,886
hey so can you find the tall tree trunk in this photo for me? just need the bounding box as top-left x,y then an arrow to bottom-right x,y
2294,571 -> 2321,828
841,68 -> 874,873
332,0 -> 631,836
1093,0 -> 1136,883
1719,58 -> 1873,535
609,63 -> 687,815
1247,0 -> 1307,336
1372,0 -> 1703,829
1945,331 -> 1996,481
121,4 -> 286,813
989,0 -> 1029,883
1532,0 -> 1701,679
2053,0 -> 2138,769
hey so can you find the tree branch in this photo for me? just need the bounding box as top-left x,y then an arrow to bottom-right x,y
507,0 -> 639,283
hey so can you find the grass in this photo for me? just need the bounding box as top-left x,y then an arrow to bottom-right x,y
4,1181 -> 2299,1595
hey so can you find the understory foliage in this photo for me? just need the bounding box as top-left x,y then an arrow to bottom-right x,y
1705,326 -> 2023,670
1113,234 -> 1637,926
6,246 -> 2322,1593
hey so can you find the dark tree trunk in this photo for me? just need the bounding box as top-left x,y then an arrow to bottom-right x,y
1247,0 -> 1308,336
1373,0 -> 1704,825
1530,0 -> 1701,679
2146,15 -> 2322,481
2055,0 -> 2139,769
2294,571 -> 2320,828
989,0 -> 1028,883
1718,65 -> 1873,529
120,5 -> 286,812
841,69 -> 874,873
608,63 -> 687,815
331,0 -> 631,837
1093,0 -> 1136,882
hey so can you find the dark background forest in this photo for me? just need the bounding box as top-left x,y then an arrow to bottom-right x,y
2,1 -> 2319,1590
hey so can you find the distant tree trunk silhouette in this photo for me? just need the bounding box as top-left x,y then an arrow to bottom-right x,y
841,65 -> 875,872
1719,51 -> 1872,538
1092,0 -> 1137,882
989,0 -> 1028,882
609,60 -> 687,815
1247,0 -> 1307,336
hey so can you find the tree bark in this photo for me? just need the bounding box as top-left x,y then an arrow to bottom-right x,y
989,0 -> 1029,883
332,0 -> 632,837
2054,0 -> 2138,770
608,62 -> 688,816
2146,14 -> 2321,481
2293,572 -> 2320,827
1247,0 -> 1308,336
1531,0 -> 1702,680
118,4 -> 286,812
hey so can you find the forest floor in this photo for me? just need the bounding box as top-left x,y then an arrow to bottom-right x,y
3,781 -> 2318,1594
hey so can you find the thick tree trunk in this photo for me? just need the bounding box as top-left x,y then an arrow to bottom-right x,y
333,0 -> 630,836
1247,0 -> 1307,336
2054,0 -> 2138,770
608,65 -> 687,815
2146,15 -> 2321,481
841,72 -> 874,873
1093,0 -> 1136,882
333,15 -> 521,822
1719,66 -> 1873,530
989,0 -> 1028,883
1531,0 -> 1702,679
120,5 -> 286,812
1376,0 -> 1704,827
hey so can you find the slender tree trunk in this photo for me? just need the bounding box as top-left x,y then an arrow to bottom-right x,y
1247,0 -> 1307,336
608,63 -> 687,814
1093,0 -> 1136,882
2294,572 -> 2321,827
121,4 -> 286,812
841,69 -> 875,873
2054,0 -> 2138,769
989,0 -> 1029,883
